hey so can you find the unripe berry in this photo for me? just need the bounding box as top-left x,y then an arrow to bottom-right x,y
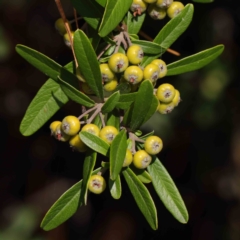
143,0 -> 157,3
63,31 -> 74,48
61,116 -> 80,136
54,18 -> 72,36
172,89 -> 181,107
103,79 -> 118,92
99,126 -> 119,145
100,63 -> 116,82
157,101 -> 175,114
144,136 -> 163,155
82,83 -> 95,95
143,63 -> 160,83
127,45 -> 144,64
50,121 -> 61,135
81,123 -> 100,136
156,0 -> 173,8
148,4 -> 167,20
167,1 -> 184,19
130,0 -> 148,16
69,134 -> 88,152
151,59 -> 167,78
156,83 -> 176,103
88,175 -> 106,194
123,149 -> 133,167
124,66 -> 143,85
108,53 -> 129,73
133,150 -> 152,169
54,123 -> 71,141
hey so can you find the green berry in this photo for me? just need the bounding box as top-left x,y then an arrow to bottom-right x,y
103,79 -> 118,92
123,149 -> 133,167
55,18 -> 72,36
167,1 -> 184,18
88,175 -> 106,194
81,123 -> 100,136
100,63 -> 116,82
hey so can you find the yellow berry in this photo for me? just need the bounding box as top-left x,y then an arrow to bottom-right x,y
133,150 -> 152,169
167,1 -> 184,19
130,0 -> 148,16
148,4 -> 167,20
172,89 -> 181,107
151,59 -> 167,78
99,126 -> 119,145
156,0 -> 173,8
50,121 -> 61,135
88,175 -> 106,194
54,18 -> 72,36
103,79 -> 118,92
144,136 -> 163,155
123,149 -> 133,167
61,115 -> 80,136
100,63 -> 116,82
126,45 -> 144,64
143,63 -> 160,82
63,31 -> 74,48
143,0 -> 157,3
156,83 -> 176,103
157,101 -> 175,114
54,123 -> 71,142
69,134 -> 88,152
108,53 -> 129,73
124,66 -> 143,85
81,123 -> 100,136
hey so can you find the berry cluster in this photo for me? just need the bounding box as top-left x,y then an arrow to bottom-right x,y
131,0 -> 184,20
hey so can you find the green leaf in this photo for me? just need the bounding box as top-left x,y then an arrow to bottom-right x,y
147,156 -> 189,224
129,80 -> 156,131
101,161 -> 110,168
40,168 -> 101,231
167,45 -> 224,76
92,114 -> 102,129
122,168 -> 158,230
101,91 -> 120,114
96,0 -> 107,7
16,44 -> 62,80
132,39 -> 165,54
99,0 -> 132,37
57,77 -> 95,108
80,150 -> 97,205
115,92 -> 136,109
71,0 -> 103,30
88,26 -> 101,51
129,34 -> 139,40
130,166 -> 152,184
115,82 -> 131,94
80,131 -> 109,156
140,131 -> 154,141
125,11 -> 146,35
109,175 -> 122,199
106,109 -> 120,130
74,30 -> 104,100
110,130 -> 127,180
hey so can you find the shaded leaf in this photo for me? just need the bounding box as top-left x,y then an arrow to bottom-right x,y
132,39 -> 165,54
106,109 -> 120,130
130,165 -> 152,183
125,11 -> 146,35
102,91 -> 120,114
109,175 -> 122,199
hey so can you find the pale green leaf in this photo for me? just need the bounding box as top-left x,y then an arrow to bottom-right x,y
109,175 -> 122,199
101,91 -> 120,114
125,11 -> 146,35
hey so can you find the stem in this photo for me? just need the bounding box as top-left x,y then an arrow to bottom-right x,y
73,8 -> 79,29
123,31 -> 132,47
69,16 -> 82,24
78,105 -> 98,120
97,43 -> 111,60
87,103 -> 103,124
99,112 -> 106,127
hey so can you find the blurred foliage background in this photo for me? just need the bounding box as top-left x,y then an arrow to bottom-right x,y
1,0 -> 240,239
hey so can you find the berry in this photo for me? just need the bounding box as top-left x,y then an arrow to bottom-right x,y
54,18 -> 72,36
167,1 -> 184,19
156,83 -> 176,103
50,121 -> 61,135
133,150 -> 152,169
99,126 -> 119,145
82,83 -> 95,95
148,4 -> 167,20
100,63 -> 116,82
126,45 -> 144,64
88,175 -> 106,194
144,136 -> 163,155
61,116 -> 80,136
157,101 -> 175,114
143,63 -> 160,82
63,31 -> 74,48
103,79 -> 118,92
143,0 -> 157,3
81,123 -> 100,136
151,59 -> 167,78
108,53 -> 129,73
69,134 -> 88,152
123,149 -> 133,167
156,0 -> 173,8
54,123 -> 71,141
172,89 -> 181,107
130,0 -> 148,16
124,66 -> 143,85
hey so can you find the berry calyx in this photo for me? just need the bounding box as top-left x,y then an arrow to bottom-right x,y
54,123 -> 71,142
126,45 -> 144,64
167,1 -> 184,19
172,89 -> 181,107
157,101 -> 175,114
88,175 -> 106,194
156,83 -> 176,103
156,0 -> 173,8
144,136 -> 163,155
124,66 -> 143,84
108,53 -> 129,73
133,150 -> 152,169
103,79 -> 118,92
130,0 -> 148,16
148,4 -> 167,20
81,124 -> 100,136
99,126 -> 119,145
61,116 -> 81,136
50,121 -> 61,135
69,134 -> 88,152
143,63 -> 160,83
123,149 -> 133,167
151,59 -> 167,78
100,63 -> 116,82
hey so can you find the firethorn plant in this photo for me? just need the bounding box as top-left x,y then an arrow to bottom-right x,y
16,0 -> 223,232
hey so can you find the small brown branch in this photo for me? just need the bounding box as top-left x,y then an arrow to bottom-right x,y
73,8 -> 79,29
78,105 -> 98,120
99,112 -> 105,128
87,103 -> 103,124
97,43 -> 112,60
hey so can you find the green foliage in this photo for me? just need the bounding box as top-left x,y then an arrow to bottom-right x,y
109,174 -> 122,199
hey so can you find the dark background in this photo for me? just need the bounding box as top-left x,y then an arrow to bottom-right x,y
1,0 -> 240,239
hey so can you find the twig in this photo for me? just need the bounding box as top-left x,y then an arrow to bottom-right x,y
97,43 -> 111,60
78,105 -> 98,120
73,8 -> 79,29
99,112 -> 106,127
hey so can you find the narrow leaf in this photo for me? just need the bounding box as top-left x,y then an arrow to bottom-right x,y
101,91 -> 120,114
88,25 -> 101,51
130,166 -> 152,184
125,11 -> 146,35
109,175 -> 122,199
147,156 -> 189,223
40,168 -> 101,231
99,0 -> 132,37
74,30 -> 104,100
110,130 -> 127,180
106,109 -> 120,130
122,168 -> 158,230
167,45 -> 224,76
132,39 -> 165,54
80,131 -> 109,156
